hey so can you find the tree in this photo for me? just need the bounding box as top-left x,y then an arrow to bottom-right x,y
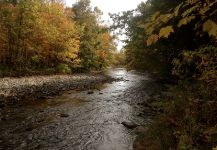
110,0 -> 217,149
72,0 -> 115,70
0,0 -> 81,75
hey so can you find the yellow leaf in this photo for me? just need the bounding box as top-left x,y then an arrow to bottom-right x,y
210,9 -> 217,17
182,4 -> 199,17
203,20 -> 217,39
151,11 -> 161,21
177,16 -> 195,27
145,22 -> 155,35
159,14 -> 173,23
187,0 -> 199,5
213,146 -> 217,150
159,26 -> 174,38
146,34 -> 159,46
174,3 -> 183,16
199,6 -> 210,15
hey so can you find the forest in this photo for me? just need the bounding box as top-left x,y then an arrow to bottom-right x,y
0,0 -> 217,149
0,0 -> 118,76
110,0 -> 217,149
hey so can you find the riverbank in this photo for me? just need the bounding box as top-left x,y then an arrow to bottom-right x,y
0,73 -> 114,107
133,80 -> 217,150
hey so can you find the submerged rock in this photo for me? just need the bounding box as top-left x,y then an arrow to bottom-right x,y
121,121 -> 138,129
59,113 -> 69,118
87,91 -> 94,94
0,102 -> 6,108
25,126 -> 34,131
1,117 -> 7,121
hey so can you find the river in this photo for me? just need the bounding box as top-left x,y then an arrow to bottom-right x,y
0,68 -> 156,150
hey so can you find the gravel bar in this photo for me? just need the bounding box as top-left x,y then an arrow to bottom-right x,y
0,73 -> 113,106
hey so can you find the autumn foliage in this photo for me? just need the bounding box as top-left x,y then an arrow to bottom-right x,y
0,0 -> 115,76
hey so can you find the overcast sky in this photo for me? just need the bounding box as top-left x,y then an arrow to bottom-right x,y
65,0 -> 147,50
65,0 -> 146,22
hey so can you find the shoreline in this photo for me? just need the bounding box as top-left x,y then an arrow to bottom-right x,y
0,73 -> 114,107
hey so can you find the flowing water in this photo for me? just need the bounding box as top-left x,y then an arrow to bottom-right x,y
0,68 -> 156,150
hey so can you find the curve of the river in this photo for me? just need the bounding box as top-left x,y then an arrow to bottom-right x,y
0,68 -> 156,150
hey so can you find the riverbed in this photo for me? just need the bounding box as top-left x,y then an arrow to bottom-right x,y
0,68 -> 156,150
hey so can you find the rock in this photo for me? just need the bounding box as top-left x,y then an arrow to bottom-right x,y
137,113 -> 144,117
20,141 -> 27,148
1,117 -> 7,121
59,113 -> 69,118
27,134 -> 33,140
142,102 -> 151,107
67,91 -> 73,94
25,126 -> 33,131
37,118 -> 45,123
87,91 -> 94,94
121,121 -> 138,129
1,114 -> 9,121
137,102 -> 144,106
0,102 -> 6,108
99,92 -> 103,95
37,95 -> 47,100
47,96 -> 54,99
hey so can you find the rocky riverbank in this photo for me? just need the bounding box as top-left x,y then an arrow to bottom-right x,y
0,73 -> 114,107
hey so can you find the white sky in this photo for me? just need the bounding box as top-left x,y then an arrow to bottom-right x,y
65,0 -> 147,50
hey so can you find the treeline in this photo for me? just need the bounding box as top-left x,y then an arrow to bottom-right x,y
110,49 -> 126,67
111,0 -> 217,149
0,0 -> 116,76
